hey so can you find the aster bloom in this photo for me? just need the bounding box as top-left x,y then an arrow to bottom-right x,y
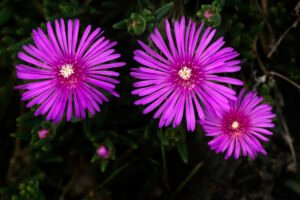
131,17 -> 243,131
202,89 -> 276,159
16,19 -> 125,123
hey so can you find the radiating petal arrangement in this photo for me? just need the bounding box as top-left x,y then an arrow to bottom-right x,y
202,89 -> 276,159
15,17 -> 276,160
131,17 -> 243,131
16,19 -> 125,123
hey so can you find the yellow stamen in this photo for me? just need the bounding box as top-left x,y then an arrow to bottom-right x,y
178,66 -> 192,80
60,64 -> 74,78
231,121 -> 239,129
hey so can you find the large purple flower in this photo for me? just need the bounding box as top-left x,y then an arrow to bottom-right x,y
16,19 -> 125,123
202,89 -> 276,159
131,17 -> 243,131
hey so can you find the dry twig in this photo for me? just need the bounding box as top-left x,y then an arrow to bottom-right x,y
267,16 -> 300,58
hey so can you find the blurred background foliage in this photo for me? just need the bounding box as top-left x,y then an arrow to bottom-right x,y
0,0 -> 300,199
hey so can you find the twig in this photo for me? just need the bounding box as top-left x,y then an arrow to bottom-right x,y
274,85 -> 297,171
255,0 -> 276,52
255,1 -> 300,89
171,162 -> 203,199
269,71 -> 300,89
58,166 -> 81,200
254,38 -> 300,90
254,36 -> 298,169
267,16 -> 300,58
179,0 -> 184,16
253,37 -> 268,74
6,139 -> 22,182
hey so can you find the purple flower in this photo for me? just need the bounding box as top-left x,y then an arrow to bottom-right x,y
131,17 -> 243,131
202,89 -> 276,159
16,19 -> 125,123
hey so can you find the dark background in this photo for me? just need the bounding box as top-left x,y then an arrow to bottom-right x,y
0,0 -> 300,199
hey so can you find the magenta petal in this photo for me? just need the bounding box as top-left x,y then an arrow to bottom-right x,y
16,19 -> 124,123
203,89 -> 275,159
130,17 -> 245,131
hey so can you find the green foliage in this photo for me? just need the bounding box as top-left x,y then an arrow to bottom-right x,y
154,2 -> 174,21
113,1 -> 173,35
0,7 -> 13,26
0,0 -> 300,199
127,13 -> 147,35
158,127 -> 189,163
11,176 -> 44,200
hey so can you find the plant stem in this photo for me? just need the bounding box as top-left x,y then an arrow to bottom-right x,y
171,162 -> 203,198
270,71 -> 300,89
98,160 -> 133,189
161,139 -> 168,182
267,16 -> 300,58
254,38 -> 300,90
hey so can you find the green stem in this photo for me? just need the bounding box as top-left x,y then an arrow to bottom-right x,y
97,160 -> 133,189
171,162 -> 204,198
161,140 -> 168,179
159,128 -> 170,191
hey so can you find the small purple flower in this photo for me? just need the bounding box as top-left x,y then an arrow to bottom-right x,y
202,89 -> 276,159
16,19 -> 125,123
131,17 -> 242,131
38,129 -> 49,139
97,145 -> 110,159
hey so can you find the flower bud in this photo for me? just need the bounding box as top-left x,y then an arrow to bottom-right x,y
38,129 -> 49,139
96,145 -> 110,159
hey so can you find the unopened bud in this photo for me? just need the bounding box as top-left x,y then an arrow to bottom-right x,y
96,145 -> 110,159
38,129 -> 49,139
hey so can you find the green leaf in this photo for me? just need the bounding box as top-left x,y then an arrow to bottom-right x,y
100,160 -> 109,172
144,125 -> 150,139
41,143 -> 52,152
105,139 -> 116,160
101,1 -> 119,8
91,154 -> 100,163
59,2 -> 77,17
249,22 -> 263,36
154,2 -> 174,21
1,36 -> 15,45
32,139 -> 48,147
177,142 -> 189,164
142,9 -> 152,17
157,128 -> 169,145
0,7 -> 13,26
232,36 -> 241,47
212,0 -> 223,10
113,20 -> 127,30
285,180 -> 300,195
40,154 -> 63,163
138,0 -> 150,8
10,132 -> 31,140
16,112 -> 40,129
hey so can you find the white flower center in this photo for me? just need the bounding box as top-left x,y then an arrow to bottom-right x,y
60,64 -> 74,78
178,66 -> 192,80
231,121 -> 239,129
